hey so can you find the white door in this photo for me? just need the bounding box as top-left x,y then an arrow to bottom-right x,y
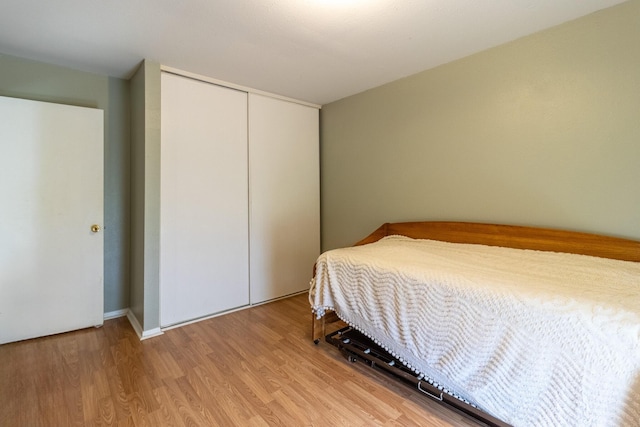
160,73 -> 249,327
0,96 -> 104,344
248,94 -> 320,304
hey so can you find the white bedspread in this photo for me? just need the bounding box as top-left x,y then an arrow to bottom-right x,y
310,235 -> 640,427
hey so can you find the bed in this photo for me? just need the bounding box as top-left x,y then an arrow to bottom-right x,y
309,221 -> 640,427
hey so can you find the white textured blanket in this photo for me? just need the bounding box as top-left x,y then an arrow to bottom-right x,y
311,235 -> 640,427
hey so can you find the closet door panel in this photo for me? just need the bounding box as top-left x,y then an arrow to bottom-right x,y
249,94 -> 320,304
161,73 -> 249,327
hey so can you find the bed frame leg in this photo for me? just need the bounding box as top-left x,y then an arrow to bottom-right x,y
312,314 -> 325,344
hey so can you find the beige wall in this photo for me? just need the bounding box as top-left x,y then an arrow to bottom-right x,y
320,0 -> 640,250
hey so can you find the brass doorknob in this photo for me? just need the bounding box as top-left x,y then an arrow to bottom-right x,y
91,224 -> 101,233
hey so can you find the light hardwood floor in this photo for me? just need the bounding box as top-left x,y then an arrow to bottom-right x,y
0,294 -> 481,426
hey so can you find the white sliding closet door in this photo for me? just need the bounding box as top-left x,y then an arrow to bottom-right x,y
248,94 -> 320,304
160,73 -> 249,327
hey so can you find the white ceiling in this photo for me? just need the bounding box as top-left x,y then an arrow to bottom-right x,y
0,0 -> 627,105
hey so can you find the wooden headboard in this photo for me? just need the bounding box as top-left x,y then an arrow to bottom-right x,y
354,221 -> 640,263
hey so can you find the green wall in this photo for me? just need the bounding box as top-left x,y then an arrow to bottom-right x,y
129,60 -> 161,332
320,0 -> 640,250
0,53 -> 131,313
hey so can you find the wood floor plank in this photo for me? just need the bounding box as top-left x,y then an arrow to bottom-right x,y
1,293 -> 481,427
160,376 -> 220,426
343,379 -> 404,423
149,386 -> 186,427
95,396 -> 118,427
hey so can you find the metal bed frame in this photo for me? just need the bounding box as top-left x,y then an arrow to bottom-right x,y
326,326 -> 512,427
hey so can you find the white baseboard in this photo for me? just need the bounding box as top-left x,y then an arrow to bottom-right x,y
160,304 -> 250,331
104,308 -> 129,320
160,290 -> 309,332
126,310 -> 163,341
140,327 -> 163,340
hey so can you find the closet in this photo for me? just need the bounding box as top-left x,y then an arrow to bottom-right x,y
160,71 -> 319,327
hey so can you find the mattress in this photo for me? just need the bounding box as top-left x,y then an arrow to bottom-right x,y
310,235 -> 640,426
